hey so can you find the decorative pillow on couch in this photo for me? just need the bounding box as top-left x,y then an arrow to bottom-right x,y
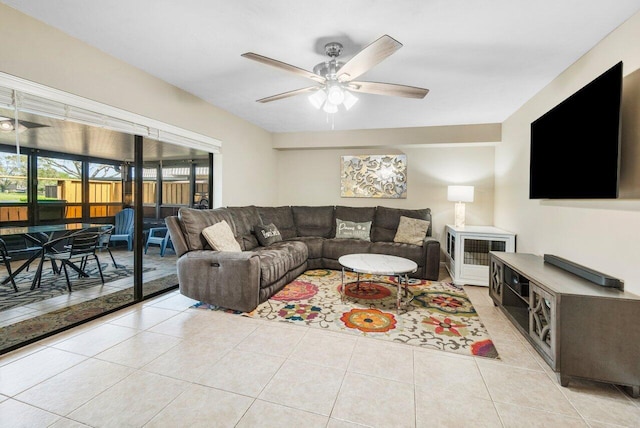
393,216 -> 430,246
202,220 -> 242,252
335,219 -> 372,241
254,223 -> 283,247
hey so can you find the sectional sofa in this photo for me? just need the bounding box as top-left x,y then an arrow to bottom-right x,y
166,205 -> 440,312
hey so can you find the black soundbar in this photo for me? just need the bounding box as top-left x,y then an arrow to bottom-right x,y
543,254 -> 624,290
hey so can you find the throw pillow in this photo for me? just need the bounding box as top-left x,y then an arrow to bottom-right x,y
254,223 -> 283,247
201,220 -> 242,252
393,216 -> 430,246
335,218 -> 372,241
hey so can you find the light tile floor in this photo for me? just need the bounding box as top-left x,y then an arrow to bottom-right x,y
1,270 -> 639,427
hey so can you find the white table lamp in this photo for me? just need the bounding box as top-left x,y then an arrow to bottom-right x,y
447,185 -> 474,228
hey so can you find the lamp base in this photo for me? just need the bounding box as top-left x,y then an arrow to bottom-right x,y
454,202 -> 466,228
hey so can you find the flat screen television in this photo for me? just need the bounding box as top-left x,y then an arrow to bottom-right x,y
529,61 -> 623,199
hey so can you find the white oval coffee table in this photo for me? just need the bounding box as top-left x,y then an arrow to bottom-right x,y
338,253 -> 418,314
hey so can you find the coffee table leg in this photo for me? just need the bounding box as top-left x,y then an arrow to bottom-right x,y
396,274 -> 413,315
341,267 -> 345,302
397,275 -> 401,314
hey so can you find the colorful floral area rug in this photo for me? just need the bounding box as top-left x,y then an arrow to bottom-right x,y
194,269 -> 499,359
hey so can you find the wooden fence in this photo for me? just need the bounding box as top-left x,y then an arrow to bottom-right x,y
1,180 -> 207,222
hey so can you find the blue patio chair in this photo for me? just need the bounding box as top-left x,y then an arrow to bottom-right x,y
109,208 -> 134,251
144,227 -> 173,256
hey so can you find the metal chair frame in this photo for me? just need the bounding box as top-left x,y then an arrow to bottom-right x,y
0,238 -> 18,292
40,232 -> 104,292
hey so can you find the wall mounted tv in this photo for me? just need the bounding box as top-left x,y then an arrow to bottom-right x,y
529,61 -> 623,199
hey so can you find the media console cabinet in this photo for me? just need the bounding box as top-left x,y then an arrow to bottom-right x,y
489,252 -> 640,397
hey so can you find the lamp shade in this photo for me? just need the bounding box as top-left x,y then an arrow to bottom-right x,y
447,185 -> 474,202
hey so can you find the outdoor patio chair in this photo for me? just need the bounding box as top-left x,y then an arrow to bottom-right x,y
109,208 -> 134,251
95,225 -> 123,268
0,238 -> 18,292
144,226 -> 173,256
40,232 -> 104,292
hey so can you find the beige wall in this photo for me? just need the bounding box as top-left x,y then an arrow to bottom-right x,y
0,4 -> 277,207
276,143 -> 496,243
496,11 -> 640,294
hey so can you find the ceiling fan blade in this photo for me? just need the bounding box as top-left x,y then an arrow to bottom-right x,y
256,86 -> 320,103
348,81 -> 429,99
337,35 -> 403,82
241,52 -> 326,84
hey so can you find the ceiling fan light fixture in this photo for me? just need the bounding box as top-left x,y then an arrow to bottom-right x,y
308,89 -> 327,109
0,120 -> 14,131
242,35 -> 429,121
342,90 -> 358,110
323,102 -> 338,114
326,84 -> 345,105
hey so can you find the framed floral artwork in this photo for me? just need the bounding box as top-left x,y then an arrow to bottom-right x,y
340,154 -> 407,198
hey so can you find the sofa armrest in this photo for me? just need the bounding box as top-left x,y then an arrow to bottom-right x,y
423,237 -> 441,280
166,216 -> 189,257
177,250 -> 261,312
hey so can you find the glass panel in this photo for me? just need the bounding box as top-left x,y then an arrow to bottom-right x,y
0,127 -> 136,355
37,156 -> 82,222
0,151 -> 28,223
88,162 -> 122,203
162,166 -> 190,205
195,165 -> 209,207
143,167 -> 157,205
88,162 -> 122,219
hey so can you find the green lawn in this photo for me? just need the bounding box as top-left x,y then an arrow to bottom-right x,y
0,193 -> 59,202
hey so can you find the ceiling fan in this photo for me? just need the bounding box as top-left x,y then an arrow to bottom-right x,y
0,116 -> 48,133
241,35 -> 429,113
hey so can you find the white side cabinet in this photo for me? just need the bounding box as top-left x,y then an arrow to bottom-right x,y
444,225 -> 516,286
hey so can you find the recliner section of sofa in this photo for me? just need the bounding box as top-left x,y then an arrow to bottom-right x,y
166,205 -> 440,312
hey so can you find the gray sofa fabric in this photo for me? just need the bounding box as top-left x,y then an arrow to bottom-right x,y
292,206 -> 335,237
256,206 -> 297,240
166,205 -> 440,312
372,206 -> 432,242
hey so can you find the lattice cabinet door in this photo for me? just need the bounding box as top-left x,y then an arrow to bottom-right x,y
529,283 -> 557,366
489,257 -> 503,304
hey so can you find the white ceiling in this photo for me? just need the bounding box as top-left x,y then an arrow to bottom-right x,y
3,0 -> 640,133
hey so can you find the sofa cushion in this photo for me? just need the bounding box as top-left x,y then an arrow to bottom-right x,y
393,216 -> 430,246
372,206 -> 431,242
178,207 -> 235,251
254,223 -> 283,247
334,206 -> 376,223
370,241 -> 424,266
287,236 -> 325,260
202,221 -> 242,252
226,206 -> 262,250
323,238 -> 371,260
292,206 -> 335,238
335,219 -> 372,241
253,241 -> 308,288
256,206 -> 297,240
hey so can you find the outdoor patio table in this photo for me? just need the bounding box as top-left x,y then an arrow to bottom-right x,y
0,223 -> 103,290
